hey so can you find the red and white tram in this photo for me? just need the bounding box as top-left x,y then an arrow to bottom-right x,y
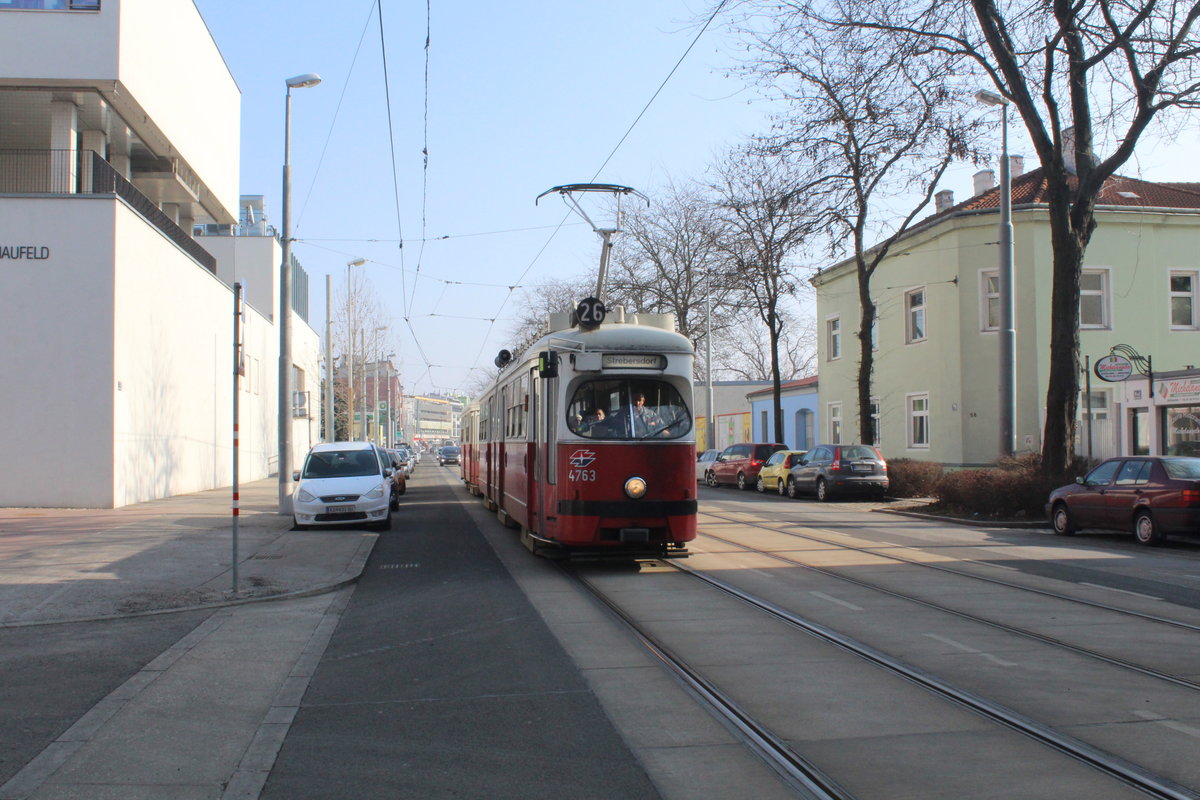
461,305 -> 697,559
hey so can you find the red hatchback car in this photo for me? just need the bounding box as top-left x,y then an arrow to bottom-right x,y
1046,456 -> 1200,545
705,443 -> 787,490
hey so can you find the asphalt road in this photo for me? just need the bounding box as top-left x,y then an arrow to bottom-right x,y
260,469 -> 660,800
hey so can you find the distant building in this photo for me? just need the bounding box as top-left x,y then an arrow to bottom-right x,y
746,377 -> 819,450
694,381 -> 772,450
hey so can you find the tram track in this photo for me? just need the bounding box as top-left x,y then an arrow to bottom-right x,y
701,507 -> 1200,633
565,556 -> 1200,800
694,520 -> 1200,693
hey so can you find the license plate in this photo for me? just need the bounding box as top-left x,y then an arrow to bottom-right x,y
852,464 -> 873,472
327,504 -> 355,513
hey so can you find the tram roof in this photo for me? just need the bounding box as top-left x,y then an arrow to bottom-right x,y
527,320 -> 694,359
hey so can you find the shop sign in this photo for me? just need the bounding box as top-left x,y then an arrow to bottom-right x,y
1157,378 -> 1200,404
1094,354 -> 1133,382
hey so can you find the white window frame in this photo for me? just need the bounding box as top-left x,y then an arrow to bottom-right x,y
980,270 -> 1000,332
905,287 -> 927,343
826,315 -> 842,360
1079,267 -> 1112,330
906,393 -> 930,449
1169,269 -> 1199,330
828,402 -> 842,444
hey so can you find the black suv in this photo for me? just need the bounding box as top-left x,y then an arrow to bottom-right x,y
438,446 -> 461,466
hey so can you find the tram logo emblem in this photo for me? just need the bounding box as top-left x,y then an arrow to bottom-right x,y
568,449 -> 597,468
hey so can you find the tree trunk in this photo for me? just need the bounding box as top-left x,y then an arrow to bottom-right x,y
1041,181 -> 1087,475
856,266 -> 876,446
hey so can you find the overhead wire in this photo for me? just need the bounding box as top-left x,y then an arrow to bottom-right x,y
468,0 -> 733,376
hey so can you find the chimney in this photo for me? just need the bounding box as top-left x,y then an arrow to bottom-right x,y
1063,127 -> 1076,175
973,169 -> 996,196
1009,155 -> 1024,178
935,189 -> 955,213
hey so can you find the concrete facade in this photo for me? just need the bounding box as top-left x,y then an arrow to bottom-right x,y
747,377 -> 819,450
0,0 -> 320,507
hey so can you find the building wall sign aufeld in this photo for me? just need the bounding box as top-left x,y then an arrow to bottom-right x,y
0,246 -> 50,260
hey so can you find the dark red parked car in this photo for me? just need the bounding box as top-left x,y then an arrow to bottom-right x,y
1046,456 -> 1200,545
705,442 -> 787,490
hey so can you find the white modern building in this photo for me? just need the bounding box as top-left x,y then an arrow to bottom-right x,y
0,0 -> 320,507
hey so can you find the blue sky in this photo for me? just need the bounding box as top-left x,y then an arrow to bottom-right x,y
192,0 -> 1195,397
193,0 -> 770,395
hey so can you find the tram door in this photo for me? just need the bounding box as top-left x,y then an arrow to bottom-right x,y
527,367 -> 539,532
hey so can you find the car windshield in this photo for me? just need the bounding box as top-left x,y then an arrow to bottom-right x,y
443,447 -> 460,455
302,449 -> 381,479
1162,458 -> 1200,479
839,445 -> 878,460
567,379 -> 692,441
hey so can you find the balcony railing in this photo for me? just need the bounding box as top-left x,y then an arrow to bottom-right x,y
0,1 -> 101,10
0,149 -> 216,273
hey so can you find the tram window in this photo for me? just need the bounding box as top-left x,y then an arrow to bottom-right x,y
567,379 -> 692,440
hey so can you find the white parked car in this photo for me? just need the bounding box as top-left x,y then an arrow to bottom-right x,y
292,441 -> 393,530
696,448 -> 720,482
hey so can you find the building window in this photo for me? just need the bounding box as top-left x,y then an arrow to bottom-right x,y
828,403 -> 841,444
870,398 -> 881,446
981,271 -> 1000,331
1170,271 -> 1198,329
907,393 -> 930,449
905,288 -> 927,343
826,316 -> 841,360
1079,269 -> 1111,329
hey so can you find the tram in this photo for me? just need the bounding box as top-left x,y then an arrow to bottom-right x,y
461,300 -> 697,559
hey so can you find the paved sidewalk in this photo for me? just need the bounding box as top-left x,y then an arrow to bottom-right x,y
0,478 -> 377,626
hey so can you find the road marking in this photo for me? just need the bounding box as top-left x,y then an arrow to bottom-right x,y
924,633 -> 1018,666
809,591 -> 862,611
1079,582 -> 1162,601
982,562 -> 1019,572
379,563 -> 420,570
1134,710 -> 1200,738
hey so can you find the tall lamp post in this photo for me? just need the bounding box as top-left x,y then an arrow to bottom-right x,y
278,72 -> 321,514
345,257 -> 365,440
976,89 -> 1016,457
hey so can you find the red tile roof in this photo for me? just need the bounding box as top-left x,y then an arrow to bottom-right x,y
951,168 -> 1200,213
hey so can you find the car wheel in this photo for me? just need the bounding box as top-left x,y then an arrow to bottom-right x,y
1133,510 -> 1164,545
786,476 -> 799,499
705,470 -> 718,487
816,478 -> 830,502
737,472 -> 748,491
755,476 -> 765,493
777,478 -> 787,496
1051,503 -> 1076,536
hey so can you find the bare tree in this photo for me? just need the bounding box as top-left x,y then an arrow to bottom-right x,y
714,302 -> 817,381
709,148 -> 813,443
737,0 -> 1200,473
732,9 -> 978,447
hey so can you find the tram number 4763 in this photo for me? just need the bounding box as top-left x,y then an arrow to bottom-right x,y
568,469 -> 597,482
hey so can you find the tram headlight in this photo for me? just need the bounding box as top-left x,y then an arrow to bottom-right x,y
624,476 -> 648,499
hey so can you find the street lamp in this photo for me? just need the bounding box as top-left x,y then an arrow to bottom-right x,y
345,257 -> 365,439
278,72 -> 321,514
976,89 -> 1016,458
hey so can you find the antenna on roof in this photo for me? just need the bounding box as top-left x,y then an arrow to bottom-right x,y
536,183 -> 649,299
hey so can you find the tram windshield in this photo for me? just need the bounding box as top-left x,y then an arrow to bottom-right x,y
567,379 -> 692,440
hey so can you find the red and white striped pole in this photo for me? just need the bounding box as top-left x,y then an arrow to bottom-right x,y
232,282 -> 243,594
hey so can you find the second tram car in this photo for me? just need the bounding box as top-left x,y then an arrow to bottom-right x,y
461,305 -> 697,559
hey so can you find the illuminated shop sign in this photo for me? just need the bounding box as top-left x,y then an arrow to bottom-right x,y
0,246 -> 50,260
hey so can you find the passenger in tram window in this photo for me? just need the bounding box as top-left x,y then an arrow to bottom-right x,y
632,392 -> 665,436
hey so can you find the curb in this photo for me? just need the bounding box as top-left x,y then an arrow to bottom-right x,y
876,507 -> 1050,529
0,534 -> 380,630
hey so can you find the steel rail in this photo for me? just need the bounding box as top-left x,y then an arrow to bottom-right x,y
565,565 -> 855,800
697,527 -> 1200,693
701,508 -> 1200,634
670,559 -> 1200,800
